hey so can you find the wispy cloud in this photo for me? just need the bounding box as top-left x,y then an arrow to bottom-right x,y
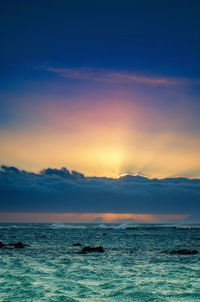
42,67 -> 180,85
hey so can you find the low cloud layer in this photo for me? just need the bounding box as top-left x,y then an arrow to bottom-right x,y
0,165 -> 200,221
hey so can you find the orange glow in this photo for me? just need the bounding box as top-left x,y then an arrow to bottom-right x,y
1,95 -> 200,178
0,212 -> 189,223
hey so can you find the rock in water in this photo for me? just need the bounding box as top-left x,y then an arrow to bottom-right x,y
7,242 -> 30,248
14,242 -> 26,248
79,246 -> 105,254
0,241 -> 5,248
170,249 -> 199,255
163,249 -> 199,255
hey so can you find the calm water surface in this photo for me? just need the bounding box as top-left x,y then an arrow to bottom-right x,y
0,223 -> 200,301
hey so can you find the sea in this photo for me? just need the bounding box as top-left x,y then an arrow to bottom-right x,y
0,223 -> 200,302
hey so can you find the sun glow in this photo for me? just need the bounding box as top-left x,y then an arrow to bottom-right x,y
116,173 -> 129,179
1,95 -> 200,178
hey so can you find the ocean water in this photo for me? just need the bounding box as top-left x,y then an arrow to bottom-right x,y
0,223 -> 200,301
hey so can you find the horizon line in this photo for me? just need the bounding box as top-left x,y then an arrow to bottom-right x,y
0,212 -> 189,223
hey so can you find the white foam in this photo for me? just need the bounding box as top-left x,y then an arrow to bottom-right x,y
114,224 -> 128,229
96,224 -> 111,229
49,223 -> 87,229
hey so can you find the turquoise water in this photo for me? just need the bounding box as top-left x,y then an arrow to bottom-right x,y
0,223 -> 200,301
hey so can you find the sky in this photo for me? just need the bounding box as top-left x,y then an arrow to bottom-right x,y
0,1 -> 200,222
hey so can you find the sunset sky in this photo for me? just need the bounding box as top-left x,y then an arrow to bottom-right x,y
1,1 -> 200,222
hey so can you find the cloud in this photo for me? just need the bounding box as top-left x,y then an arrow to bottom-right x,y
1,165 -> 21,174
42,67 -> 180,85
40,167 -> 84,180
0,166 -> 200,221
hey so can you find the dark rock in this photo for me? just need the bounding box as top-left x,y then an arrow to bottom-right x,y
7,242 -> 30,248
171,249 -> 199,255
0,241 -> 5,248
163,249 -> 199,255
73,243 -> 82,246
103,233 -> 107,236
0,241 -> 30,249
15,242 -> 26,248
7,243 -> 15,246
176,227 -> 199,230
79,246 -> 105,254
7,242 -> 25,248
126,227 -> 137,230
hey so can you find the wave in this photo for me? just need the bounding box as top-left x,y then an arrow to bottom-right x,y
46,223 -> 200,230
0,225 -> 18,229
160,224 -> 200,229
115,224 -> 131,229
96,224 -> 112,229
97,224 -> 141,230
48,223 -> 87,229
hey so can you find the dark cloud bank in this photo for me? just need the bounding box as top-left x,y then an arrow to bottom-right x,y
0,166 -> 200,220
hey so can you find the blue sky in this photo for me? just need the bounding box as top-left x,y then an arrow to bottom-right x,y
1,0 -> 200,77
